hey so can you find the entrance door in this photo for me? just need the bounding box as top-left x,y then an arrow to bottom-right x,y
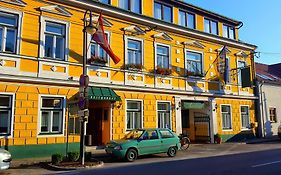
194,113 -> 211,143
88,108 -> 103,145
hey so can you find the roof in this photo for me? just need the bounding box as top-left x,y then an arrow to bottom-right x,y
255,62 -> 281,85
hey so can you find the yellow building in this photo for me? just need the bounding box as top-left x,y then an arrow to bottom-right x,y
0,0 -> 257,159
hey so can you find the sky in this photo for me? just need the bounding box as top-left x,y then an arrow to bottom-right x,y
184,0 -> 281,65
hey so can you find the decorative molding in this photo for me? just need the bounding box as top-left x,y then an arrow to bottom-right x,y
0,0 -> 26,6
153,32 -> 173,41
183,40 -> 205,49
123,25 -> 145,35
40,5 -> 72,17
90,15 -> 113,27
0,59 -> 6,66
235,51 -> 248,58
216,46 -> 231,53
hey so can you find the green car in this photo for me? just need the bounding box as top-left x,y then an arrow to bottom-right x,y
105,128 -> 181,162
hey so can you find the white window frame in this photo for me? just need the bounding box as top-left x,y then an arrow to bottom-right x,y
178,10 -> 196,29
125,99 -> 143,131
124,36 -> 144,66
240,105 -> 250,130
223,24 -> 235,39
237,59 -> 246,86
221,104 -> 232,131
87,31 -> 110,66
0,8 -> 23,54
38,95 -> 66,137
155,43 -> 171,69
185,49 -> 204,77
39,16 -> 70,61
156,101 -> 172,129
0,93 -> 15,138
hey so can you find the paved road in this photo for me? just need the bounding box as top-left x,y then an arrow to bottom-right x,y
2,141 -> 281,175
59,147 -> 281,175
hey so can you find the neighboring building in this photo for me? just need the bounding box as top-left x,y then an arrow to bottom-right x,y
255,63 -> 281,138
0,0 -> 257,159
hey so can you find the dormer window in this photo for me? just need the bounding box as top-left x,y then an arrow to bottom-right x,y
179,10 -> 195,29
223,25 -> 235,39
119,0 -> 141,14
99,0 -> 110,4
204,18 -> 218,35
154,1 -> 172,23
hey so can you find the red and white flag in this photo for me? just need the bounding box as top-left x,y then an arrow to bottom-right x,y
92,13 -> 120,64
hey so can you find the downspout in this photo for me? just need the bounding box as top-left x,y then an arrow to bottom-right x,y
259,81 -> 265,137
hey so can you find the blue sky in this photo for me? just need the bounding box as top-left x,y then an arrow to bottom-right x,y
185,0 -> 281,65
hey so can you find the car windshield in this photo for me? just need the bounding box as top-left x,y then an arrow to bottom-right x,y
123,130 -> 144,140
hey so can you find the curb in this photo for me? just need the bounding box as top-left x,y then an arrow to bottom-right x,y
246,138 -> 280,144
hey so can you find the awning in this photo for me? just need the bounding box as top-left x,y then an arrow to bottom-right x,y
182,101 -> 205,110
88,87 -> 121,101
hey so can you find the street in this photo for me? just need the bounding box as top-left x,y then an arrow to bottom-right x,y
59,145 -> 281,175
2,141 -> 281,175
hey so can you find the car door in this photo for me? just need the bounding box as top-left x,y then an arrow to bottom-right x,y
137,130 -> 162,155
159,129 -> 177,152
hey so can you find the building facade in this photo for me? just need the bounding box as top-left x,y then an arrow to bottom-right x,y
256,63 -> 281,138
0,0 -> 257,159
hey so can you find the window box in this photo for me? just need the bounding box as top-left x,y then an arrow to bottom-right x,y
156,67 -> 172,75
87,56 -> 107,65
125,64 -> 144,71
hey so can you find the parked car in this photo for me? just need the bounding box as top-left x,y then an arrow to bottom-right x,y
0,148 -> 11,170
278,124 -> 281,140
105,128 -> 181,162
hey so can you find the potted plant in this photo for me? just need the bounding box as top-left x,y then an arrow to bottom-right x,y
87,56 -> 107,65
125,64 -> 144,71
156,67 -> 172,75
214,133 -> 222,144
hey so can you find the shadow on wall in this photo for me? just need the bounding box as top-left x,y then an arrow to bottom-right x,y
264,121 -> 273,137
221,130 -> 256,142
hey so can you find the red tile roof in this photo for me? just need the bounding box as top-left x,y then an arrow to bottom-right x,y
255,62 -> 281,85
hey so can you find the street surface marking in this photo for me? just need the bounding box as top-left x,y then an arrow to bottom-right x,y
252,160 -> 281,168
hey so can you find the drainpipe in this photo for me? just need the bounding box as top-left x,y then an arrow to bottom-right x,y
259,81 -> 265,137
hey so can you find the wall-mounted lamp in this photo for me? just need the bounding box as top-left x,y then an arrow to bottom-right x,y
176,101 -> 181,110
213,104 -> 218,111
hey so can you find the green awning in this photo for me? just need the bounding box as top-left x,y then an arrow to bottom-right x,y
182,101 -> 205,110
88,87 -> 121,101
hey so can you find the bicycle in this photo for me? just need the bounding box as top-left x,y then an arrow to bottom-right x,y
178,133 -> 191,150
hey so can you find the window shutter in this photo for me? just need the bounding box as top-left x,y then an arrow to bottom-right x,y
241,67 -> 251,88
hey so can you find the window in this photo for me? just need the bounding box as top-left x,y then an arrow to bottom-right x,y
0,95 -> 12,136
269,108 -> 277,123
68,104 -> 80,135
40,97 -> 64,134
221,105 -> 232,130
237,60 -> 246,85
119,0 -> 141,14
159,129 -> 174,139
157,102 -> 171,128
156,45 -> 169,68
185,51 -> 203,76
126,101 -> 142,130
181,109 -> 190,128
204,18 -> 218,35
241,106 -> 250,129
0,12 -> 18,53
89,33 -> 109,65
44,21 -> 66,60
223,25 -> 235,39
127,39 -> 142,65
99,0 -> 110,4
179,10 -> 195,29
154,2 -> 172,23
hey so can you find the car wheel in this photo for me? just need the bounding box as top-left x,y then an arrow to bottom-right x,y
167,146 -> 177,157
126,149 -> 138,162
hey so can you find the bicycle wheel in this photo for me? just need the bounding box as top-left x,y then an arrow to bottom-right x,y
181,137 -> 190,150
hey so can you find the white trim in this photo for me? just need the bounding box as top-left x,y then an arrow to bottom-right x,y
37,94 -> 66,137
156,100 -> 172,129
0,7 -> 23,55
220,104 -> 233,131
40,5 -> 72,17
38,60 -> 69,80
0,92 -> 15,138
39,16 -> 70,61
203,17 -> 219,36
124,35 -> 144,66
154,42 -> 171,69
0,0 -> 26,6
125,99 -> 143,131
185,48 -> 205,76
240,105 -> 251,130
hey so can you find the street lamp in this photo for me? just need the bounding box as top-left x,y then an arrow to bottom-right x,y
79,9 -> 97,166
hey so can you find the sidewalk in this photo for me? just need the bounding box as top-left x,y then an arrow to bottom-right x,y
245,136 -> 280,144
